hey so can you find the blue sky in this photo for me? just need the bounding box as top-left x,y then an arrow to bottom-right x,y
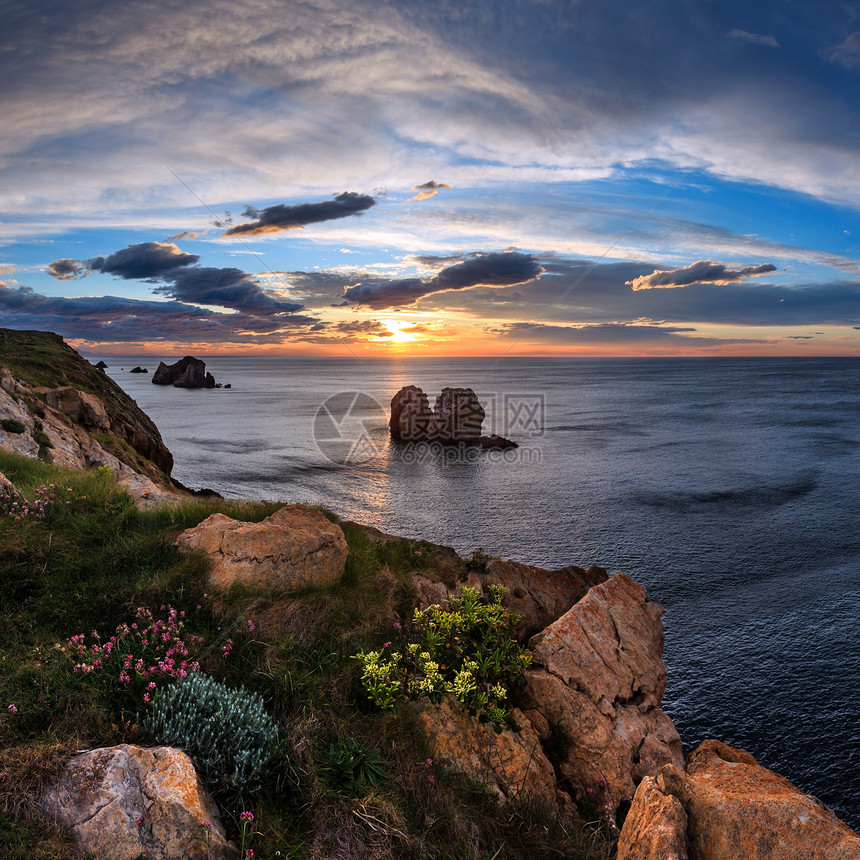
1,0 -> 859,355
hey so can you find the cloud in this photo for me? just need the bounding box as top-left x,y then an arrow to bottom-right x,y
824,32 -> 860,68
47,258 -> 87,281
0,283 -> 319,344
86,242 -> 200,280
153,267 -> 304,315
728,29 -> 779,48
409,180 -> 452,201
627,261 -> 777,291
50,241 -> 304,317
343,250 -> 543,308
165,230 -> 202,242
223,193 -> 377,237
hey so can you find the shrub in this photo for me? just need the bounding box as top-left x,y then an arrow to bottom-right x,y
317,736 -> 388,794
356,585 -> 531,731
140,672 -> 279,795
1,418 -> 26,434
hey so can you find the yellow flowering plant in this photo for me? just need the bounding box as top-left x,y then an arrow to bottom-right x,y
356,585 -> 531,731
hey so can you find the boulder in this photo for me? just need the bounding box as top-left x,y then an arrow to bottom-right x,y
411,698 -> 558,806
45,386 -> 111,432
152,356 -> 211,388
42,744 -> 232,860
628,740 -> 860,860
616,774 -> 688,860
520,572 -> 683,815
175,503 -> 348,591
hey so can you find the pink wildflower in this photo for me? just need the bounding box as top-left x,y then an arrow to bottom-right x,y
7,704 -> 17,714
239,811 -> 254,823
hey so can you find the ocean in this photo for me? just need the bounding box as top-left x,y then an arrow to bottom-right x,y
101,355 -> 860,826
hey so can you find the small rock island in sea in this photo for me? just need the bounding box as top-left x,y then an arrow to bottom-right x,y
390,385 -> 517,449
151,355 -> 227,389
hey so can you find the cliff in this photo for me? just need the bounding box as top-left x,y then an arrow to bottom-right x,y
0,328 -> 181,505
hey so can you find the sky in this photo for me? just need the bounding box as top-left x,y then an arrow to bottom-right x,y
1,0 -> 860,357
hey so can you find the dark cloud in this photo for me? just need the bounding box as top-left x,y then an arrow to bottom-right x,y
0,283 -> 319,344
50,241 -> 305,317
87,242 -> 200,279
627,261 -> 777,291
332,320 -> 391,335
223,193 -> 377,237
415,257 -> 860,327
409,180 -> 452,201
824,32 -> 860,68
343,251 -> 543,309
47,259 -> 87,281
154,267 -> 304,315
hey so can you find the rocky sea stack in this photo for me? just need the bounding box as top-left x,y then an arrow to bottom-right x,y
151,356 -> 216,389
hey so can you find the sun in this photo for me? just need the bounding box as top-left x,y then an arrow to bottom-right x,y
383,319 -> 417,343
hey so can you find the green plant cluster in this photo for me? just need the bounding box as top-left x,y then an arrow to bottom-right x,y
316,736 -> 388,794
357,585 -> 531,731
140,671 -> 279,795
1,419 -> 26,434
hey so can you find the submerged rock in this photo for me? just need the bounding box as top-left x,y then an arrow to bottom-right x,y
42,744 -> 232,860
175,503 -> 348,591
480,433 -> 518,450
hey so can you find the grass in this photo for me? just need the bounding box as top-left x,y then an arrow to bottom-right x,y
0,449 -> 615,859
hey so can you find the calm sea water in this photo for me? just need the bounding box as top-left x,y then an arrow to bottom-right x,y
101,356 -> 860,826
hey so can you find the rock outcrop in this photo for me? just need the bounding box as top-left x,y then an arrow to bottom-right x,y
42,744 -> 232,860
411,699 -> 558,806
390,385 -> 485,444
617,740 -> 860,860
412,558 -> 608,640
519,572 -> 684,815
175,503 -> 348,591
616,774 -> 689,860
46,386 -> 111,432
152,356 -> 216,389
1,372 -> 181,507
130,366 -> 148,373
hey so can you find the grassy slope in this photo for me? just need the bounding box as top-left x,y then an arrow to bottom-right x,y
0,450 -> 615,860
0,329 -> 172,480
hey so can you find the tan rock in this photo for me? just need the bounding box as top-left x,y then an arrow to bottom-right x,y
175,504 -> 348,590
616,774 -> 688,860
411,698 -> 557,805
658,740 -> 860,860
521,572 -> 683,814
46,386 -> 111,431
474,558 -> 607,638
42,744 -> 232,860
